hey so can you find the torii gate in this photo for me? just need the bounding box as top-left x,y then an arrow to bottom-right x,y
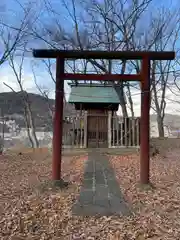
33,50 -> 175,184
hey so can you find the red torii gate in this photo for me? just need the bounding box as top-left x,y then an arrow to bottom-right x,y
33,50 -> 175,184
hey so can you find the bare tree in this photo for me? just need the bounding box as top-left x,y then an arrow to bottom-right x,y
150,8 -> 180,137
31,0 -> 180,134
31,61 -> 54,131
7,45 -> 39,148
0,0 -> 38,66
0,0 -> 44,147
117,4 -> 180,133
32,0 -> 154,117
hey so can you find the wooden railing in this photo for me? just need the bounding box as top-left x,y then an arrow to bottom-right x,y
63,114 -> 140,148
111,116 -> 140,147
63,115 -> 87,148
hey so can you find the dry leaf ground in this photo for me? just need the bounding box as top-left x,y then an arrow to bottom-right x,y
0,144 -> 180,239
109,149 -> 180,240
0,148 -> 87,240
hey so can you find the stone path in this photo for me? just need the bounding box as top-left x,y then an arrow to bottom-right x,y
72,150 -> 131,216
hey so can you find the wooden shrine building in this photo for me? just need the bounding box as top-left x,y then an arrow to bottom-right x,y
67,82 -> 140,148
68,83 -> 119,148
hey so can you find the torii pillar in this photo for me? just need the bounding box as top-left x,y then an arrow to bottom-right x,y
52,57 -> 64,180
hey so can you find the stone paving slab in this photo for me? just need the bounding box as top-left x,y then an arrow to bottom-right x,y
72,150 -> 131,216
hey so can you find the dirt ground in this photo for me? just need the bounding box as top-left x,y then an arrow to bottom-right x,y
0,139 -> 180,239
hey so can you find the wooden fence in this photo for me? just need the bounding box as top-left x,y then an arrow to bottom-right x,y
111,116 -> 140,148
63,115 -> 140,148
63,115 -> 86,148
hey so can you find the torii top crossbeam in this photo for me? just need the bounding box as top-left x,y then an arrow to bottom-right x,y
33,49 -> 175,60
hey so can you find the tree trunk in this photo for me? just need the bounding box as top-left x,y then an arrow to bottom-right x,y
23,93 -> 39,148
129,98 -> 134,117
157,115 -> 164,138
108,59 -> 128,117
24,106 -> 35,148
119,60 -> 128,117
26,99 -> 39,148
126,83 -> 134,117
121,93 -> 128,117
0,108 -> 5,154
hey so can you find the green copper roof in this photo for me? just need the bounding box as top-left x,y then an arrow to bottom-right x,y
68,85 -> 120,103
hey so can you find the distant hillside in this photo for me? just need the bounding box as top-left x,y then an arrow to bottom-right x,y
0,91 -> 76,130
0,91 -> 180,136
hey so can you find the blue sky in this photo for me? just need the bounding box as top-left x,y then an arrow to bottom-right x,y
0,0 -> 180,116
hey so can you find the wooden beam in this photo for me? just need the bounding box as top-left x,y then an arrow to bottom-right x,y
63,73 -> 141,81
33,49 -> 175,60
